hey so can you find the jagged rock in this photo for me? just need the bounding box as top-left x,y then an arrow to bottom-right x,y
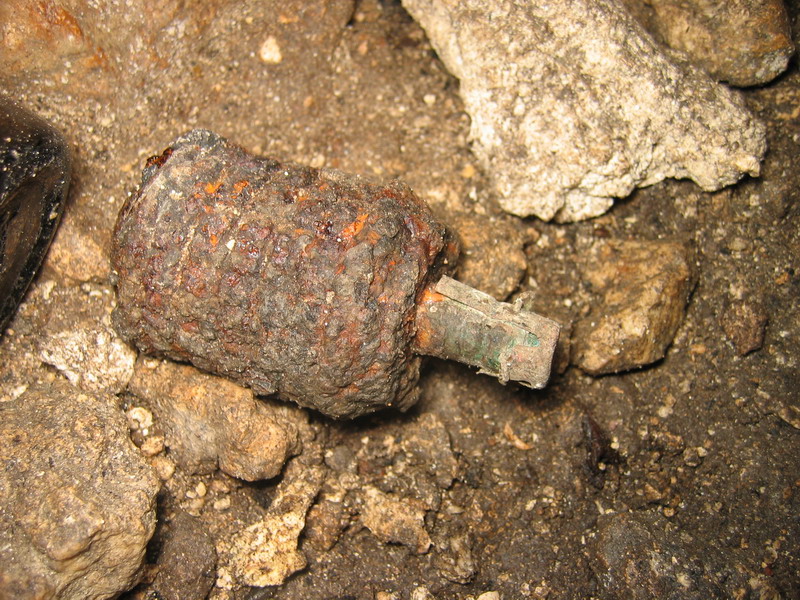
127,358 -> 302,481
0,383 -> 160,600
47,215 -> 112,282
152,511 -> 217,600
400,412 -> 459,490
433,531 -> 476,584
38,282 -> 137,395
589,512 -> 724,598
625,0 -> 795,87
218,460 -> 325,588
411,588 -> 436,600
305,496 -> 347,552
401,0 -> 766,221
572,240 -> 696,374
360,486 -> 432,554
721,298 -> 768,356
449,212 -> 527,300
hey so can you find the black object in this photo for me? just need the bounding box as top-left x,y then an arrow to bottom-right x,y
0,98 -> 70,333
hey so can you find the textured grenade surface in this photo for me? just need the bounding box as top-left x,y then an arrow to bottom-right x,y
112,130 -> 456,419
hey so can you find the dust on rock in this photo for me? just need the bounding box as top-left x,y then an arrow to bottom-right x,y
151,511 -> 218,600
38,281 -> 137,394
127,358 -> 304,481
624,0 -> 795,87
0,383 -> 160,599
571,239 -> 697,375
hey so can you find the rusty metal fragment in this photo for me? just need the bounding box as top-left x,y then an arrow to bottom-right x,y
112,130 -> 559,419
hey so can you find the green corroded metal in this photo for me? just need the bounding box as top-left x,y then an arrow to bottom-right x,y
413,276 -> 560,389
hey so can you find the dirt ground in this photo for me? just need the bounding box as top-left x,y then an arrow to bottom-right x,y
1,1 -> 798,599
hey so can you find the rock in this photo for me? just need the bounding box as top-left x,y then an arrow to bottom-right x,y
400,412 -> 459,490
401,0 -> 766,222
127,358 -> 302,481
449,212 -> 527,300
581,414 -> 620,490
46,215 -> 112,282
721,299 -> 768,356
152,512 -> 217,600
589,512 -> 723,598
360,485 -> 432,554
433,532 -> 476,584
219,460 -> 325,587
572,240 -> 696,374
777,404 -> 800,430
38,282 -> 137,394
305,496 -> 347,552
411,587 -> 436,600
627,0 -> 795,87
0,383 -> 160,599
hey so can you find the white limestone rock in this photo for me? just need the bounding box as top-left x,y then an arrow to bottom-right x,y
402,0 -> 767,221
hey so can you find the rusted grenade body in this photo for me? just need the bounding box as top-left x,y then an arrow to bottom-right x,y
112,130 -> 558,419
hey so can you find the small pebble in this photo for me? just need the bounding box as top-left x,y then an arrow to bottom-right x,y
727,237 -> 749,252
410,587 -> 435,600
139,435 -> 165,457
210,479 -> 231,494
151,455 -> 176,481
185,496 -> 206,516
195,481 -> 207,498
460,164 -> 476,178
213,496 -> 232,511
126,406 -> 153,431
259,36 -> 283,64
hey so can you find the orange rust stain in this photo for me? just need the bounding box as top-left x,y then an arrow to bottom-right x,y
414,321 -> 433,350
419,288 -> 445,304
205,180 -> 223,194
336,264 -> 346,275
210,234 -> 219,247
38,1 -> 83,38
341,213 -> 369,241
342,381 -> 361,396
181,321 -> 199,333
302,238 -> 320,257
232,180 -> 249,196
